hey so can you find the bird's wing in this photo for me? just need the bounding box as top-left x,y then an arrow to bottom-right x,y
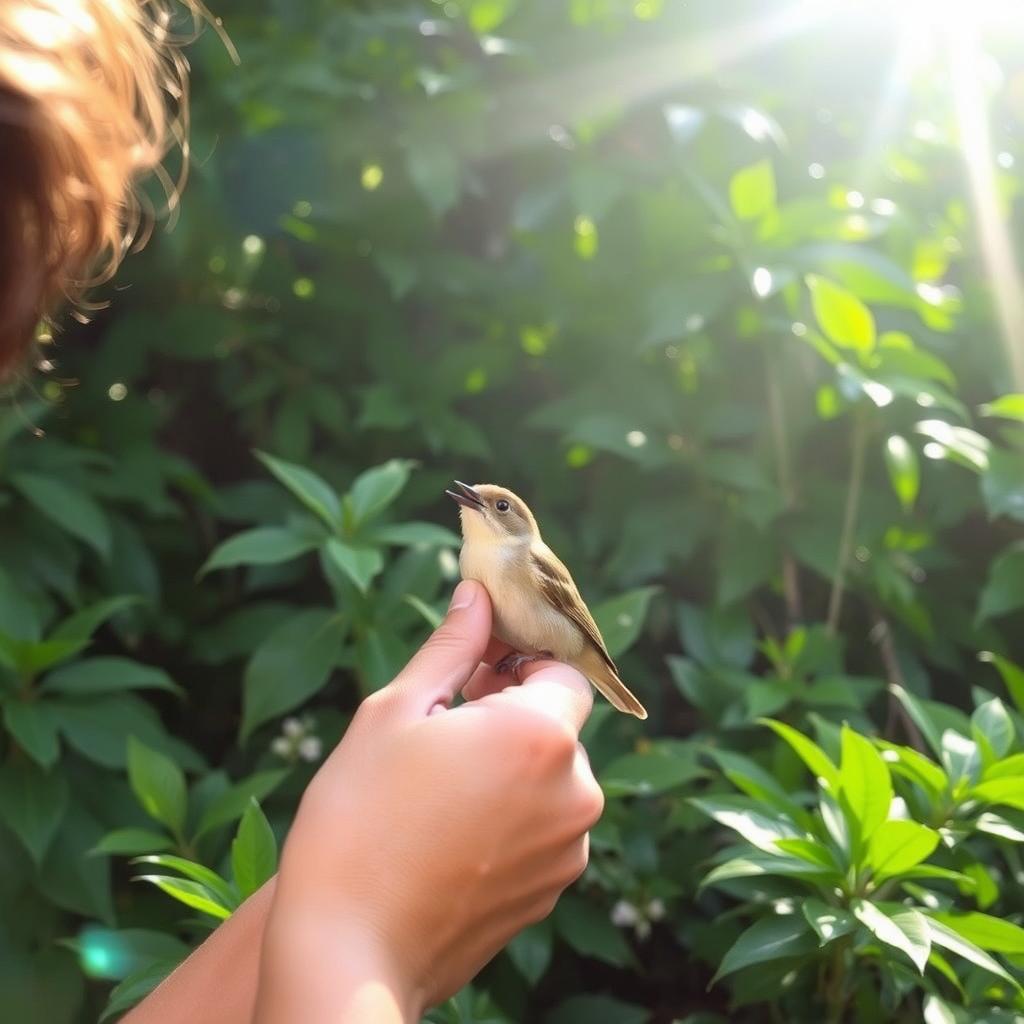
530,544 -> 617,673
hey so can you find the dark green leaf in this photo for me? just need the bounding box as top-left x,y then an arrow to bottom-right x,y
254,451 -> 341,529
41,657 -> 182,698
11,473 -> 111,559
3,700 -> 61,767
0,758 -> 68,863
347,460 -> 414,525
90,828 -> 173,856
711,914 -> 816,985
231,798 -> 278,899
200,526 -> 320,576
323,538 -> 383,595
195,770 -> 287,839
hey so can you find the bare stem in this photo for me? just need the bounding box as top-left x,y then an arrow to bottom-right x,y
873,614 -> 927,751
766,353 -> 803,626
826,410 -> 868,635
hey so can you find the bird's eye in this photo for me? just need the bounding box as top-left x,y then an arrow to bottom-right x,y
495,499 -> 510,513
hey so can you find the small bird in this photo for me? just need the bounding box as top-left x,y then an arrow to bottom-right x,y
446,480 -> 648,720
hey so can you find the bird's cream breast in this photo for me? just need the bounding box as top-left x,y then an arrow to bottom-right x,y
460,539 -> 582,660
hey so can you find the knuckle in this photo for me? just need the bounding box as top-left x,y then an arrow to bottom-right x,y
578,776 -> 605,825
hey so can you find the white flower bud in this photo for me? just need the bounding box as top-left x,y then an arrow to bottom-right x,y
646,898 -> 666,921
271,737 -> 293,759
282,717 -> 304,738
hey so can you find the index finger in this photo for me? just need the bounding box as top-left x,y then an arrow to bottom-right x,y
503,659 -> 594,736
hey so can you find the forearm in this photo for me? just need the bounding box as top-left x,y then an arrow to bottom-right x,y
124,877 -> 276,1024
253,896 -> 421,1024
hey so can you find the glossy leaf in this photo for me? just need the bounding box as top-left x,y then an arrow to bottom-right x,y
255,451 -> 341,529
806,274 -> 876,353
866,820 -> 939,879
711,914 -> 816,984
231,798 -> 278,899
852,900 -> 930,974
127,736 -> 187,837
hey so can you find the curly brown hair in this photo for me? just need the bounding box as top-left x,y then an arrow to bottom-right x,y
0,1 -> 207,380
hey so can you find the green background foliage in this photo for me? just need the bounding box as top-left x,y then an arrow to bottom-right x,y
3,0 -> 1024,1020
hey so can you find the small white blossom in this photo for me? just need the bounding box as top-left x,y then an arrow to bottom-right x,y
298,736 -> 323,763
610,900 -> 639,928
283,717 -> 304,738
271,737 -> 292,759
646,898 -> 666,921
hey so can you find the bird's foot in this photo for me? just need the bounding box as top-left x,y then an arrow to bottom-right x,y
494,651 -> 554,683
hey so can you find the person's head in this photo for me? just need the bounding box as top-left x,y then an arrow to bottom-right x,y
0,0 -> 197,381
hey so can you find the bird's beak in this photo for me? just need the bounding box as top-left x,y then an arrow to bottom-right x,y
445,480 -> 485,511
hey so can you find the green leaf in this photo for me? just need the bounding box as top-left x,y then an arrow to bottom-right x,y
126,736 -> 187,837
711,914 -> 816,985
231,798 -> 278,899
347,459 -> 414,525
90,828 -> 173,856
940,729 -> 980,788
553,892 -> 633,968
466,0 -> 517,35
875,740 -> 948,798
888,685 -> 944,759
972,698 -> 1014,762
774,838 -> 839,872
980,393 -> 1024,421
930,912 -> 1024,954
323,538 -> 384,595
852,900 -> 930,973
402,593 -> 444,629
600,742 -> 703,797
806,274 -> 876,353
49,595 -> 142,652
369,522 -> 460,547
505,921 -> 553,986
41,657 -> 182,698
100,961 -> 179,1022
915,420 -> 990,474
241,609 -> 341,741
0,758 -> 68,863
546,995 -> 648,1024
133,854 -> 237,910
690,795 -> 801,854
3,700 -> 61,767
975,811 -> 1024,842
254,451 -> 341,529
983,751 -> 1024,781
803,899 -> 855,945
707,748 -> 809,824
10,472 -> 112,559
592,587 -> 659,659
729,159 -> 776,221
972,776 -> 1024,811
135,875 -> 231,919
866,820 -> 939,879
884,435 -> 919,512
979,651 -> 1024,713
925,916 -> 1021,990
839,725 -> 892,845
977,542 -> 1024,621
759,718 -> 840,790
699,852 -> 836,888
195,770 -> 287,839
200,526 -> 320,576
982,449 -> 1024,522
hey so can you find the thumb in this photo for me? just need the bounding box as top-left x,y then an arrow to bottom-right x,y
388,580 -> 492,716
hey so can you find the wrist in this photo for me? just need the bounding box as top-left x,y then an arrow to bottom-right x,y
257,891 -> 423,1024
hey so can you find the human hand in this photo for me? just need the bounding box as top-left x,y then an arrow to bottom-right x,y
255,579 -> 603,1022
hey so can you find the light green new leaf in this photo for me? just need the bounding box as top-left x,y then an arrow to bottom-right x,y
875,740 -> 948,798
759,718 -> 840,790
803,899 -> 855,946
940,729 -> 980,788
983,752 -> 1024,782
806,274 -> 876,353
135,876 -> 231,920
323,538 -> 383,595
888,685 -> 944,759
10,472 -> 112,559
971,776 -> 1024,812
925,916 -> 1021,990
884,435 -> 919,512
231,798 -> 278,899
699,853 -> 835,889
930,912 -> 1024,954
711,914 -> 817,985
41,657 -> 182,698
127,736 -> 187,837
867,820 -> 939,879
980,393 -> 1024,422
839,725 -> 892,843
200,526 -> 320,576
852,900 -> 930,974
774,838 -> 839,872
347,459 -> 414,525
254,451 -> 341,529
133,855 -> 237,910
729,159 -> 776,222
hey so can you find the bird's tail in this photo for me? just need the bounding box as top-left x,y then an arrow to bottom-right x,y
576,647 -> 648,720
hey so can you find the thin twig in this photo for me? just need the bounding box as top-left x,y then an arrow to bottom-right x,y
765,352 -> 803,626
826,410 -> 868,634
872,614 -> 927,752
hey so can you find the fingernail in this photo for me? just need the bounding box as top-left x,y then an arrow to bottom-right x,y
448,580 -> 475,612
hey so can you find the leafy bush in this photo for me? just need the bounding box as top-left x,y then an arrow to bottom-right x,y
2,0 -> 1024,1021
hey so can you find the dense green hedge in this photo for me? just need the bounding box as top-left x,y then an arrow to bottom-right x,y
3,1 -> 1024,1020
